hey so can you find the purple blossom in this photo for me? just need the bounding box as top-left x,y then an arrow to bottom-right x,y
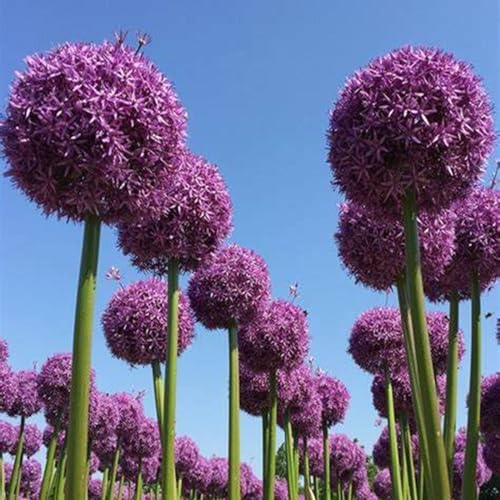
328,46 -> 494,217
239,361 -> 270,416
188,244 -> 271,330
483,432 -> 500,475
240,462 -> 261,499
90,392 -> 120,442
42,425 -> 65,457
92,433 -> 117,470
0,364 -> 18,414
373,425 -> 419,469
88,478 -> 102,500
122,416 -> 159,459
19,458 -> 42,497
175,436 -> 200,479
335,200 -> 457,291
329,434 -> 366,490
0,420 -> 17,454
239,299 -> 309,372
105,266 -> 122,282
373,468 -> 392,499
8,369 -> 41,418
118,151 -> 233,274
206,456 -> 229,497
183,455 -> 211,494
88,451 -> 100,475
0,339 -> 8,364
480,372 -> 500,433
274,478 -> 289,500
111,392 -> 144,441
102,277 -> 194,366
315,371 -> 350,428
299,436 -> 324,478
1,40 -> 187,223
452,448 -> 491,499
22,423 -> 42,457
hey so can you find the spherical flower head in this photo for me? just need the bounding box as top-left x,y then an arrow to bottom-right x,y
480,372 -> 500,433
90,392 -> 120,442
240,462 -> 261,499
356,483 -> 378,500
290,394 -> 322,438
88,479 -> 102,500
328,46 -> 494,217
122,416 -> 159,459
111,392 -> 144,439
183,455 -> 211,494
19,458 -> 42,497
206,456 -> 229,497
118,151 -> 233,274
299,436 -> 324,478
188,244 -> 271,330
452,447 -> 491,499
373,425 -> 419,469
277,364 -> 311,411
274,478 -> 289,500
329,434 -> 366,488
92,433 -> 118,470
142,453 -> 161,485
0,364 -> 18,414
102,277 -> 194,366
22,424 -> 42,457
239,361 -> 270,416
175,435 -> 200,479
348,308 -> 405,374
315,371 -> 350,427
373,468 -> 392,499
239,299 -> 309,372
483,432 -> 500,475
335,200 -> 456,291
0,339 -> 8,364
0,420 -> 17,454
1,40 -> 187,223
8,369 -> 41,417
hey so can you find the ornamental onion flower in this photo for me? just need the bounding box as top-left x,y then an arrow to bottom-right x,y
239,361 -> 270,417
0,421 -> 17,454
175,436 -> 200,480
483,432 -> 500,475
373,425 -> 419,469
21,424 -> 42,457
0,365 -> 17,414
0,340 -> 8,364
373,468 -> 392,500
480,372 -> 500,433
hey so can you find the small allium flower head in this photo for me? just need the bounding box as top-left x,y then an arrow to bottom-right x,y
0,364 -> 18,413
299,436 -> 324,478
118,152 -> 233,274
188,244 -> 271,330
90,392 -> 120,442
452,448 -> 491,499
328,46 -> 495,217
0,339 -> 8,363
122,416 -> 159,459
315,371 -> 350,427
175,436 -> 200,479
19,458 -> 42,497
22,424 -> 42,457
42,426 -> 65,456
480,372 -> 500,433
348,308 -> 405,374
8,369 -> 41,418
274,478 -> 289,500
102,278 -> 195,366
0,420 -> 17,454
239,299 -> 309,372
372,468 -> 392,500
183,455 -> 211,494
239,362 -> 270,416
1,40 -> 187,223
329,434 -> 366,489
483,432 -> 500,475
92,434 -> 118,470
240,462 -> 261,499
206,456 -> 229,498
88,479 -> 102,500
111,392 -> 144,440
336,201 -> 457,291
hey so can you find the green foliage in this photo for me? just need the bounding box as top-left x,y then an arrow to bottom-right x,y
276,442 -> 287,478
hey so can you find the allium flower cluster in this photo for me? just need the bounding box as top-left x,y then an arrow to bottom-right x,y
483,432 -> 500,475
299,436 -> 324,478
102,278 -> 194,366
175,436 -> 200,479
315,371 -> 350,427
188,244 -> 271,330
183,455 -> 211,494
88,479 -> 102,500
206,456 -> 228,498
19,458 -> 42,497
373,425 -> 419,469
1,40 -> 187,223
452,448 -> 491,499
8,369 -> 41,418
239,362 -> 270,416
111,392 -> 144,440
480,372 -> 500,433
42,426 -> 65,456
240,462 -> 261,499
0,363 -> 17,413
335,200 -> 456,291
90,392 -> 120,442
372,468 -> 392,499
328,46 -> 494,216
0,339 -> 8,363
239,299 -> 309,372
118,152 -> 233,274
122,416 -> 159,459
329,434 -> 366,489
0,420 -> 17,453
274,478 -> 289,500
22,423 -> 42,457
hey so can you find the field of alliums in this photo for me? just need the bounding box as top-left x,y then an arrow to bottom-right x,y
0,32 -> 499,500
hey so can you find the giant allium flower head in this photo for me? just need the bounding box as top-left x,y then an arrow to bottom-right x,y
206,456 -> 229,498
480,372 -> 500,433
373,425 -> 419,469
122,416 -> 159,459
1,40 -> 187,223
8,369 -> 41,418
329,434 -> 366,489
102,277 -> 194,366
335,200 -> 457,291
90,392 -> 120,442
118,151 -> 233,274
0,364 -> 18,414
348,308 -> 405,374
239,299 -> 309,372
0,339 -> 8,363
328,46 -> 495,217
0,420 -> 17,454
315,371 -> 350,428
188,244 -> 271,330
22,423 -> 42,457
483,432 -> 500,475
239,361 -> 270,416
111,392 -> 144,439
452,448 -> 491,499
175,435 -> 200,479
372,468 -> 392,499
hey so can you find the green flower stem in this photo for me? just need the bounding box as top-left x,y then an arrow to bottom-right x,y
385,369 -> 403,500
162,258 -> 180,500
66,215 -> 101,499
399,417 -> 409,500
55,443 -> 67,500
8,415 -> 25,500
442,292 -> 459,484
177,477 -> 183,500
100,468 -> 109,500
346,476 -> 353,500
285,410 -> 297,500
303,437 -> 311,499
461,271 -> 482,500
293,434 -> 300,494
314,477 -> 320,500
134,458 -> 143,500
0,452 -> 4,500
117,476 -> 125,500
402,416 -> 418,500
40,424 -> 59,500
336,482 -> 342,500
228,324 -> 241,499
402,191 -> 450,499
265,369 -> 277,500
152,360 -> 165,446
322,421 -> 331,500
262,411 -> 269,496
107,442 -> 121,500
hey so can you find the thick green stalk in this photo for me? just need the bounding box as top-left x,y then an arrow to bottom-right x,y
100,468 -> 109,500
228,324 -> 241,499
262,411 -> 269,496
303,437 -> 311,499
337,482 -> 342,500
461,271 -> 482,500
285,410 -> 297,500
0,453 -> 4,500
402,416 -> 418,500
385,369 -> 403,500
134,459 -> 143,500
293,434 -> 299,493
107,443 -> 121,500
177,477 -> 183,500
314,477 -> 320,500
399,417 -> 409,500
443,292 -> 459,484
322,421 -> 331,500
55,445 -> 67,500
117,476 -> 125,500
40,425 -> 59,500
402,191 -> 450,499
162,259 -> 180,500
66,215 -> 101,499
152,360 -> 165,446
346,476 -> 353,500
265,370 -> 277,500
8,415 -> 25,500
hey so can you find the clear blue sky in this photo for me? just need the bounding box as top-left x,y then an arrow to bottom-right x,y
0,0 -> 498,476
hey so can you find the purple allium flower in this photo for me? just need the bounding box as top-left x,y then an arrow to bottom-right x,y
175,435 -> 200,479
328,46 -> 495,217
274,478 -> 289,500
299,436 -> 324,478
92,433 -> 117,470
102,277 -> 195,366
452,447 -> 491,499
206,456 -> 229,498
1,40 -> 187,224
42,426 -> 65,456
0,339 -> 8,364
483,432 -> 500,475
111,392 -> 144,441
19,458 -> 42,497
454,428 -> 467,454
8,369 -> 41,418
239,361 -> 270,416
373,425 -> 419,469
315,371 -> 350,428
480,372 -> 500,433
122,416 -> 159,460
240,462 -> 261,499
0,421 -> 17,454
239,299 -> 309,372
22,423 -> 42,457
277,364 -> 311,411
118,152 -> 233,274
357,483 -> 378,500
335,200 -> 457,291
188,244 -> 271,330
90,392 -> 120,442
373,468 -> 392,499
183,455 -> 211,494
88,451 -> 100,475
88,478 -> 102,500
348,308 -> 405,374
329,434 -> 366,489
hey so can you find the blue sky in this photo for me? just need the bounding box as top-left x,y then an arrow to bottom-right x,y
0,0 -> 498,476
